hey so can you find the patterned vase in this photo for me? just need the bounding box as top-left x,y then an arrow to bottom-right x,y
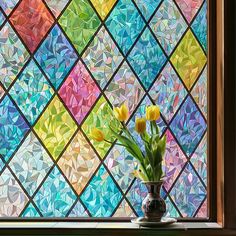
141,181 -> 166,222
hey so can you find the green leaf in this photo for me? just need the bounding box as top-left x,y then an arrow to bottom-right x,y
109,125 -> 145,163
152,135 -> 166,167
133,168 -> 149,181
151,121 -> 159,136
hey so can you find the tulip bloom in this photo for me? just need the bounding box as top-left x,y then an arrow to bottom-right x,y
91,128 -> 105,142
135,118 -> 146,134
146,105 -> 160,121
114,104 -> 129,122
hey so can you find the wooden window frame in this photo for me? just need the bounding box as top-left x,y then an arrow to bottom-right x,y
1,1 -> 236,232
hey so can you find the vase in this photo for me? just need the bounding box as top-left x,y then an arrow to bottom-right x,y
141,181 -> 166,222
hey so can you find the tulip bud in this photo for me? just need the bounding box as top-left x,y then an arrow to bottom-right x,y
91,128 -> 105,142
146,105 -> 160,121
135,118 -> 146,134
114,104 -> 129,122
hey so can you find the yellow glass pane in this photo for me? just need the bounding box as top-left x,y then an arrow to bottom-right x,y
171,30 -> 207,90
91,0 -> 117,20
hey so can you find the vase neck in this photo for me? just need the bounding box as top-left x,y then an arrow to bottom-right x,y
145,182 -> 162,196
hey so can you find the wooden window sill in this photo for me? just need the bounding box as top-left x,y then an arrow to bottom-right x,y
0,222 -> 234,236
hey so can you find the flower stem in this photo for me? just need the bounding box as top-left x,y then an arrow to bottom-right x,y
104,139 -> 127,147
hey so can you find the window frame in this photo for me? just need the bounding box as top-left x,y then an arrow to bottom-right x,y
0,0 -> 220,223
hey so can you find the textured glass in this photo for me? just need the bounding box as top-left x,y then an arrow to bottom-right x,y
191,66 -> 207,118
80,165 -> 122,217
0,95 -> 29,161
90,0 -> 117,20
9,132 -> 54,196
0,168 -> 28,217
191,1 -> 207,51
149,63 -> 187,122
169,163 -> 206,217
45,0 -> 69,18
33,166 -> 77,217
134,0 -> 161,21
68,201 -> 88,217
0,10 -> 5,27
59,61 -> 100,124
128,28 -> 166,89
21,203 -> 41,217
34,96 -> 77,160
82,26 -> 123,89
58,131 -> 100,195
0,23 -> 29,89
9,60 -> 54,125
163,130 -> 187,191
191,133 -> 207,185
59,0 -> 101,54
171,29 -> 207,90
35,24 -> 78,90
150,0 -> 187,55
175,0 -> 204,23
0,0 -> 19,15
9,0 -> 54,53
106,0 -> 145,54
0,0 -> 208,218
113,199 -> 135,217
105,62 -> 145,115
170,96 -> 207,156
105,145 -> 138,193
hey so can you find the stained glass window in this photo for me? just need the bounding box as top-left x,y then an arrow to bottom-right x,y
0,0 -> 207,218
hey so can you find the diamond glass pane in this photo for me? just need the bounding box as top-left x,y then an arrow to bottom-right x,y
59,0 -> 101,54
80,165 -> 122,217
128,28 -> 166,89
149,62 -> 187,122
82,26 -> 123,89
9,132 -> 54,196
0,95 -> 29,162
34,96 -> 77,160
171,29 -> 207,90
0,0 -> 208,218
9,60 -> 54,125
169,163 -> 206,217
175,0 -> 203,23
105,0 -> 145,55
33,166 -> 77,217
9,0 -> 54,53
105,61 -> 145,116
34,24 -> 78,90
149,0 -> 187,55
59,60 -> 100,124
0,23 -> 29,89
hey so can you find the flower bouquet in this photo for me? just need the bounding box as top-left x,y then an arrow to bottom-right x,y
91,104 -> 167,221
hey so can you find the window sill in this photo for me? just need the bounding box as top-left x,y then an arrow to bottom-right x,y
0,222 -> 233,236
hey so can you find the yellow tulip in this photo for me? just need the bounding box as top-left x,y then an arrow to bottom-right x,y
90,128 -> 105,142
146,105 -> 160,121
135,118 -> 146,134
114,104 -> 129,122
